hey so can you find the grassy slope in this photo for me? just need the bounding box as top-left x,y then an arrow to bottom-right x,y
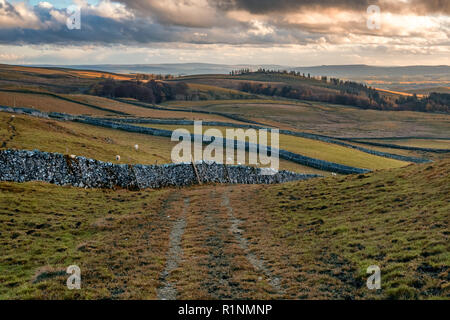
0,89 -> 253,122
358,139 -> 450,150
227,159 -> 450,299
1,160 -> 447,299
138,124 -> 409,170
164,99 -> 450,138
0,91 -> 109,116
0,64 -> 134,81
342,140 -> 448,162
0,112 -> 318,174
0,182 -> 171,299
65,95 -> 249,122
186,83 -> 255,99
0,112 -> 176,165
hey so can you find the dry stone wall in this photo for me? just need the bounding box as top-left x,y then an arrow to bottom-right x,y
0,149 -> 320,189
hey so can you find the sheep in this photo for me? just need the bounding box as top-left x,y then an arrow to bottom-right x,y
134,144 -> 139,151
116,155 -> 121,161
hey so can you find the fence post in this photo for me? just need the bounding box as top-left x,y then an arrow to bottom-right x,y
191,158 -> 202,185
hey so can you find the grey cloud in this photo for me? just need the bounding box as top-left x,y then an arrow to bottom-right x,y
0,3 -> 300,45
218,0 -> 372,14
214,0 -> 450,15
0,0 -> 447,47
0,0 -> 20,18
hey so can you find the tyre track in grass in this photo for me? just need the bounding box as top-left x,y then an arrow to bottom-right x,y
1,115 -> 16,148
221,191 -> 285,296
171,186 -> 285,299
157,195 -> 190,300
200,190 -> 242,299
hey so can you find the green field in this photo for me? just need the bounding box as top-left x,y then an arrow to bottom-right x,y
0,112 -> 322,174
138,124 -> 410,170
357,139 -> 450,150
163,99 -> 450,138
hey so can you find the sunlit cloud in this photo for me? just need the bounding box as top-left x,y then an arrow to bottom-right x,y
0,0 -> 448,65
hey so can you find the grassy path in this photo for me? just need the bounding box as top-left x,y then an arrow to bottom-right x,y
156,186 -> 288,299
221,192 -> 285,295
157,195 -> 190,300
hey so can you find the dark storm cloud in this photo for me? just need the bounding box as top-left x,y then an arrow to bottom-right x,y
0,3 -> 177,45
0,2 -> 300,45
0,0 -> 448,46
0,16 -> 177,45
218,0 -> 372,14
215,0 -> 450,15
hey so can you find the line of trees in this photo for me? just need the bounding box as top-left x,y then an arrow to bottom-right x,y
134,73 -> 176,80
238,82 -> 395,110
395,93 -> 450,113
232,70 -> 448,113
89,79 -> 188,104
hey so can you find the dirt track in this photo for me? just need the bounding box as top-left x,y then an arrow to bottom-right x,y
154,185 -> 288,299
152,184 -> 368,300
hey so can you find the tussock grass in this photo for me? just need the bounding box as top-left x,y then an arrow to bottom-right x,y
1,160 -> 448,299
227,159 -> 449,299
0,112 -> 176,165
0,181 -> 170,299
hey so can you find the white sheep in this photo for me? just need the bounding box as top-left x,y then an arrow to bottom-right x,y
134,144 -> 139,151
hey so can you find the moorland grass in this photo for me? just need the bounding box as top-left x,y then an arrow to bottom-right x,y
227,159 -> 449,299
0,182 -> 171,299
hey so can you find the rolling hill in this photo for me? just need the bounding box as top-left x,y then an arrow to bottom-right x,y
0,63 -> 448,300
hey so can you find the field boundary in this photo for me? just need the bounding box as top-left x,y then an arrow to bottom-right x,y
339,139 -> 450,153
115,98 -> 266,125
0,149 -> 320,189
0,105 -> 418,173
0,89 -> 129,115
101,117 -> 432,163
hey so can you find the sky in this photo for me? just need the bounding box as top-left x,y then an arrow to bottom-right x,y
0,0 -> 449,66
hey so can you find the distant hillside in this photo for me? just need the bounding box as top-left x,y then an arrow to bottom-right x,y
34,63 -> 286,77
292,65 -> 450,78
32,64 -> 450,90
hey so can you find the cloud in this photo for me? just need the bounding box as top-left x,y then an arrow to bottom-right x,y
116,0 -> 225,28
216,0 -> 450,15
0,0 -> 448,65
